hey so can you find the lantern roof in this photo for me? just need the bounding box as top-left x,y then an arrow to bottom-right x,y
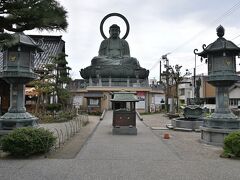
196,25 -> 240,58
111,92 -> 139,102
3,32 -> 43,52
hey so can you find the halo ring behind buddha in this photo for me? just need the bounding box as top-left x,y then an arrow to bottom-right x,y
100,13 -> 130,40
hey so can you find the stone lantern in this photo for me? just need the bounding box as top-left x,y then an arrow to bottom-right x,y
0,32 -> 42,133
194,25 -> 240,146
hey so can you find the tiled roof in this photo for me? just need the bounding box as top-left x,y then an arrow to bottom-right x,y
0,35 -> 65,72
30,35 -> 65,70
84,92 -> 103,98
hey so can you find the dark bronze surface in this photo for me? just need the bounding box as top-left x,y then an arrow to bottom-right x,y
80,13 -> 149,80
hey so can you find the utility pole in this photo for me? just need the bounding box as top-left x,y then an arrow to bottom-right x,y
162,54 -> 170,113
159,60 -> 162,83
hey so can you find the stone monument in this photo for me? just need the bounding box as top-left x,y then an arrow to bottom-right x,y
80,13 -> 149,86
171,70 -> 204,131
194,25 -> 240,146
194,77 -> 201,104
171,105 -> 204,131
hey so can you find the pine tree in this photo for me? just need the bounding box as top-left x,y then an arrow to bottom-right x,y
48,53 -> 72,108
0,0 -> 67,44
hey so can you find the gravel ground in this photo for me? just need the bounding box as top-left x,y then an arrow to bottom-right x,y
0,112 -> 239,180
142,113 -> 223,160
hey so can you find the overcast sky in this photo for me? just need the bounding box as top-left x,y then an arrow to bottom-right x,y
27,0 -> 240,80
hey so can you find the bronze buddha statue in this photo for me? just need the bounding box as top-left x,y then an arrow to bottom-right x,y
80,22 -> 148,79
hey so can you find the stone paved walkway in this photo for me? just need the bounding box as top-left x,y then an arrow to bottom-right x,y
0,111 -> 240,180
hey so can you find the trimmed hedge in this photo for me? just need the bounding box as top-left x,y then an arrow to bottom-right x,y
223,131 -> 240,158
0,127 -> 56,157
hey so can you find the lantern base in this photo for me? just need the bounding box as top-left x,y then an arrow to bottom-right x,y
0,112 -> 38,134
203,113 -> 240,129
200,114 -> 240,146
200,126 -> 238,146
172,118 -> 203,130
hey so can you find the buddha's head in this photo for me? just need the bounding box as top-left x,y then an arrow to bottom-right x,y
109,24 -> 120,39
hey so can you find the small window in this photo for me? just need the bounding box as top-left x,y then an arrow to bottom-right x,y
179,89 -> 185,96
89,98 -> 99,106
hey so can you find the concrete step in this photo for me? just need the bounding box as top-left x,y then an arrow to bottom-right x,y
151,127 -> 169,130
173,127 -> 193,132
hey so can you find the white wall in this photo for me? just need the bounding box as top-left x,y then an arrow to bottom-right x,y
229,86 -> 240,99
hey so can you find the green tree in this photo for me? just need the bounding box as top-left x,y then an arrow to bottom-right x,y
169,65 -> 191,113
45,53 -> 72,109
0,0 -> 67,44
30,53 -> 71,113
29,68 -> 55,113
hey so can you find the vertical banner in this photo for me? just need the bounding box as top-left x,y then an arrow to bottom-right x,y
136,91 -> 145,109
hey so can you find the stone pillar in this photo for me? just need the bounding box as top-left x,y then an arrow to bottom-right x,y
109,77 -> 112,87
98,76 -> 102,86
0,81 -> 38,130
8,83 -> 26,113
145,92 -> 149,113
135,74 -> 140,87
137,78 -> 140,84
145,78 -> 149,87
215,87 -> 230,113
89,77 -> 92,86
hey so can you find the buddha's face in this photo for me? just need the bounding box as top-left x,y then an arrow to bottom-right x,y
109,27 -> 120,39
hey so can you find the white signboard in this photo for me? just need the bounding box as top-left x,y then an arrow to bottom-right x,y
154,95 -> 165,105
73,96 -> 83,108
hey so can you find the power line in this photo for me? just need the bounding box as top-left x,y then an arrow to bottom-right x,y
149,59 -> 160,71
169,0 -> 240,54
231,34 -> 240,41
213,0 -> 240,24
188,63 -> 206,73
149,53 -> 171,72
149,0 -> 240,73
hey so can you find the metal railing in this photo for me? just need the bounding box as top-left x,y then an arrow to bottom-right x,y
42,114 -> 89,150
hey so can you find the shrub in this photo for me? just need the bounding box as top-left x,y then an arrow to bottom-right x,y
223,131 -> 240,158
46,103 -> 62,113
39,114 -> 55,123
0,127 -> 56,157
55,111 -> 76,122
